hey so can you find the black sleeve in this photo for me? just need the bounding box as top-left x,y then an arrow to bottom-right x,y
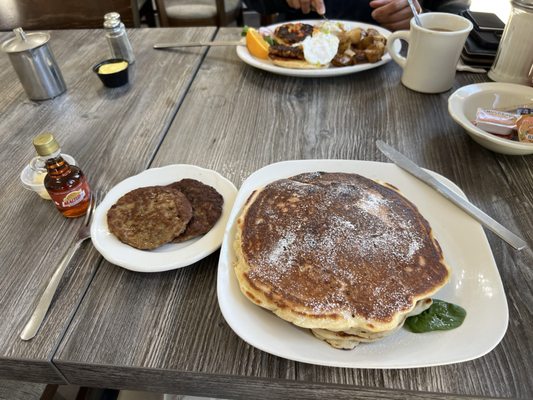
243,0 -> 375,22
243,0 -> 294,15
422,0 -> 471,14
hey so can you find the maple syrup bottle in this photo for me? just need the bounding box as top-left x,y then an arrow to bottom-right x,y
32,133 -> 91,218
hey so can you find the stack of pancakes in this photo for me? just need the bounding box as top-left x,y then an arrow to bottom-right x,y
233,172 -> 450,349
108,179 -> 223,250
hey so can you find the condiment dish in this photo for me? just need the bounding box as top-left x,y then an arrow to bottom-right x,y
448,82 -> 533,155
20,154 -> 76,199
93,58 -> 129,88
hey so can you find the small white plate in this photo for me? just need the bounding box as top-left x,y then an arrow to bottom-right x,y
217,160 -> 508,369
91,165 -> 237,273
448,82 -> 533,155
236,20 -> 397,78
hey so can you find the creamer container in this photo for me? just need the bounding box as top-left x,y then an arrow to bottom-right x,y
0,28 -> 66,101
22,153 -> 77,200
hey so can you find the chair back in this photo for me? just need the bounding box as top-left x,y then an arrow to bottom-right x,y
155,0 -> 242,27
0,0 -> 138,30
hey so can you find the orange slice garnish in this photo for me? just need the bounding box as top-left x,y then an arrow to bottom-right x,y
246,28 -> 270,60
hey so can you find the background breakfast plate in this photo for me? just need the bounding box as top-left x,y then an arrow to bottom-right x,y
91,164 -> 237,273
448,82 -> 533,155
236,20 -> 398,78
217,160 -> 508,369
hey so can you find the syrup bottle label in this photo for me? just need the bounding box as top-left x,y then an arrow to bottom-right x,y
49,179 -> 90,209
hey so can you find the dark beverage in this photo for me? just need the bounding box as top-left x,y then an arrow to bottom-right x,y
430,28 -> 454,32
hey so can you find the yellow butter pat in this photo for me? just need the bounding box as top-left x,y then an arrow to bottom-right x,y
98,61 -> 128,75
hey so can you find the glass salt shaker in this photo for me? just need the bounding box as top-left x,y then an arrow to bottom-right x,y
104,12 -> 135,64
488,0 -> 533,84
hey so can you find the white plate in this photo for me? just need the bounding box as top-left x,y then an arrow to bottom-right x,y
448,82 -> 533,155
91,165 -> 237,273
217,160 -> 508,369
236,20 -> 397,78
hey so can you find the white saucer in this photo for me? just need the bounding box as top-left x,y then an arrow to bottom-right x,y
91,165 -> 237,273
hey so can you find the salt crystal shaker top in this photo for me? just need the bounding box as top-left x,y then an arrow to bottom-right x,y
103,12 -> 135,64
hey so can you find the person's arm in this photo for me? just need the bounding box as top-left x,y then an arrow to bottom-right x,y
287,0 -> 325,14
243,0 -> 294,15
422,0 -> 471,14
369,0 -> 422,31
369,0 -> 470,31
243,0 -> 326,15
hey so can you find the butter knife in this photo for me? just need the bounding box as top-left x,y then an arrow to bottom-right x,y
153,40 -> 244,49
376,140 -> 527,250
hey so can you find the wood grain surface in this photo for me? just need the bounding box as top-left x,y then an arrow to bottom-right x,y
52,28 -> 533,399
0,379 -> 45,400
0,27 -> 215,382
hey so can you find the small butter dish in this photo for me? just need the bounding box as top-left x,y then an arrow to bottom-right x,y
93,59 -> 129,88
20,154 -> 76,200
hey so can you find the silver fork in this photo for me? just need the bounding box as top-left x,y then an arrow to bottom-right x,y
20,192 -> 98,341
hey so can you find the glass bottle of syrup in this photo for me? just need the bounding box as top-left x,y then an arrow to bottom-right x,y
32,133 -> 91,218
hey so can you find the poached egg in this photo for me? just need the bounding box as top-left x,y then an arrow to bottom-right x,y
301,32 -> 339,66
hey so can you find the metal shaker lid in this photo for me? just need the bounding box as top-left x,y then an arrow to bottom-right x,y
104,12 -> 123,29
0,28 -> 50,53
104,12 -> 121,20
104,19 -> 121,29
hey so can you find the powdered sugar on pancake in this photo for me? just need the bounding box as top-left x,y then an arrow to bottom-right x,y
240,172 -> 449,322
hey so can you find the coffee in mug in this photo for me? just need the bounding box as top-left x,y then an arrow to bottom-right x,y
386,13 -> 473,93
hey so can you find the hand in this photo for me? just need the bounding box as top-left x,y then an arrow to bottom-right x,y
369,0 -> 422,31
286,0 -> 326,15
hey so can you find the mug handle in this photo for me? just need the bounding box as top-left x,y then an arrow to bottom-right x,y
386,30 -> 410,69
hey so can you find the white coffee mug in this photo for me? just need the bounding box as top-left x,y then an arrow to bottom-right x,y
386,13 -> 473,93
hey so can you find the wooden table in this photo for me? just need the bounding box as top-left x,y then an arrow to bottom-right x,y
1,27 -> 532,399
0,27 -> 215,383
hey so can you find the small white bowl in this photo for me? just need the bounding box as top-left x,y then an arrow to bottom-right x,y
448,82 -> 533,155
20,154 -> 76,200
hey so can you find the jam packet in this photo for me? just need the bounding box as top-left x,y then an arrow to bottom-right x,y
517,115 -> 533,143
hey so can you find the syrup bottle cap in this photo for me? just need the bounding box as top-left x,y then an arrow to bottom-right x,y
33,132 -> 60,156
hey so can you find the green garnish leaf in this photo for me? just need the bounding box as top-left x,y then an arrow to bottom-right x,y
405,299 -> 466,333
263,36 -> 277,46
241,25 -> 249,37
